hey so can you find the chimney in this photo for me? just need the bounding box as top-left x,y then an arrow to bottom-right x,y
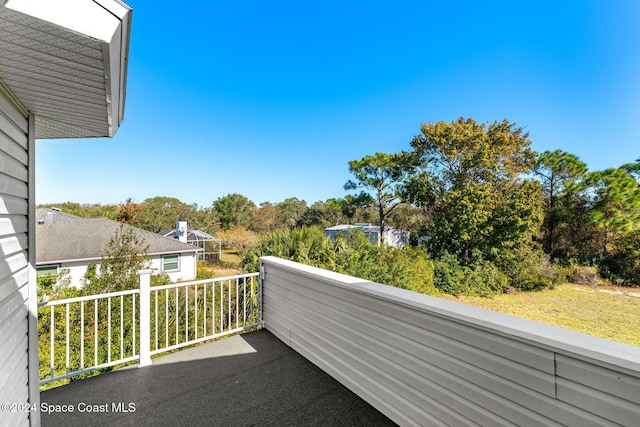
175,221 -> 188,243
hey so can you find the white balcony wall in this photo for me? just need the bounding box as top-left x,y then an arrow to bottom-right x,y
260,256 -> 640,426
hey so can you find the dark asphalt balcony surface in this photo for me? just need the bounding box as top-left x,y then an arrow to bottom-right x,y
41,329 -> 396,426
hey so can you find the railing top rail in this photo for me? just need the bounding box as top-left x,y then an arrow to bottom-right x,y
38,288 -> 140,308
150,272 -> 260,292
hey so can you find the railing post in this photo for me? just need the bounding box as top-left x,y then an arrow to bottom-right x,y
138,269 -> 152,367
259,262 -> 265,327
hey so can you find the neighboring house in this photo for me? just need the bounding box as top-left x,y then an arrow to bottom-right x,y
36,209 -> 201,288
159,221 -> 222,261
324,223 -> 410,249
0,2 -> 132,423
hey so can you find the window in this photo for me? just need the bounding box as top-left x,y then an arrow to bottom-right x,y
37,265 -> 58,278
163,254 -> 179,271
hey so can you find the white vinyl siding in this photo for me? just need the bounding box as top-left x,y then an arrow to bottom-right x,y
0,88 -> 34,426
162,254 -> 179,272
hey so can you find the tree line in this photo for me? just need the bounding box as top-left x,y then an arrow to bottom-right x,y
341,118 -> 640,289
41,117 -> 640,292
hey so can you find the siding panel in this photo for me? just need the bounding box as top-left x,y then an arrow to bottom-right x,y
0,88 -> 31,427
0,264 -> 28,303
261,257 -> 640,427
0,129 -> 28,165
0,302 -> 28,370
556,354 -> 640,404
273,267 -> 557,397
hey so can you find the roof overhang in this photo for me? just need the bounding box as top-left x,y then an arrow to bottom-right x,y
0,0 -> 131,138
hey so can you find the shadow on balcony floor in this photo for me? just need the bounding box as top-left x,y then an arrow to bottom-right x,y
41,329 -> 396,426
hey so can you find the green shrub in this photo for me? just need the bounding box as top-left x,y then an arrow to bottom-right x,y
493,247 -> 567,291
569,265 -> 601,286
433,252 -> 508,296
242,227 -> 438,296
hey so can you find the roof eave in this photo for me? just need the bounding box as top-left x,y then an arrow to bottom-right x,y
0,0 -> 132,139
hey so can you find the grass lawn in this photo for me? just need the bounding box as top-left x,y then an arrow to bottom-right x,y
444,284 -> 640,347
220,250 -> 241,265
197,250 -> 244,278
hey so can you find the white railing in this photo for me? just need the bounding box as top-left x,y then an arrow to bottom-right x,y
38,272 -> 262,385
147,272 -> 261,356
38,289 -> 140,385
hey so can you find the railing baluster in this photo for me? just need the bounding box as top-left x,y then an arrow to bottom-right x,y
243,276 -> 247,325
94,299 -> 98,367
120,295 -> 124,360
175,287 -> 179,345
236,278 -> 239,329
154,290 -> 158,351
227,280 -> 231,332
185,286 -> 189,342
220,281 -> 223,332
133,294 -> 136,356
65,303 -> 70,374
203,283 -> 207,337
165,289 -> 168,348
81,301 -> 85,370
108,297 -> 112,363
195,284 -> 198,340
50,305 -> 54,380
251,276 -> 255,322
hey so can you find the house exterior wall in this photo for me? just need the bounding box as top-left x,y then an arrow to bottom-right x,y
384,228 -> 410,249
48,253 -> 198,288
0,89 -> 38,425
261,256 -> 640,426
325,225 -> 409,249
147,253 -> 197,282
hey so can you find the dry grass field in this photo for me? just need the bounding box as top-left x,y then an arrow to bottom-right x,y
445,283 -> 640,347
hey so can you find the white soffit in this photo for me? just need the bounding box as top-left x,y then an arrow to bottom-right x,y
0,0 -> 131,139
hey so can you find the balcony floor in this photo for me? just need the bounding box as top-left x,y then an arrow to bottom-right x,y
41,329 -> 395,426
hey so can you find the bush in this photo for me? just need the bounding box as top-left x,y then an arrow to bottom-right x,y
493,247 -> 567,291
242,227 -> 438,296
433,252 -> 508,296
569,265 -> 601,286
241,227 -> 339,272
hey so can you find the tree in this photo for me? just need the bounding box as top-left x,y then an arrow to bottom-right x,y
586,168 -> 640,253
249,202 -> 280,233
213,193 -> 256,229
581,166 -> 640,283
116,198 -> 140,224
133,196 -> 203,233
83,225 -> 150,293
216,226 -> 260,252
345,152 -> 414,244
408,118 -> 540,260
275,197 -> 308,230
300,199 -> 344,228
533,150 -> 588,258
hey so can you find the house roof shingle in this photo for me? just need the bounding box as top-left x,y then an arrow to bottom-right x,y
36,208 -> 201,265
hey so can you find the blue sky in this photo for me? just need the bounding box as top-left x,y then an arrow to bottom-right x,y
36,0 -> 640,207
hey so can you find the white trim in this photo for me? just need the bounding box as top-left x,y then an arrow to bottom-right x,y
27,112 -> 40,426
0,78 -> 28,118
